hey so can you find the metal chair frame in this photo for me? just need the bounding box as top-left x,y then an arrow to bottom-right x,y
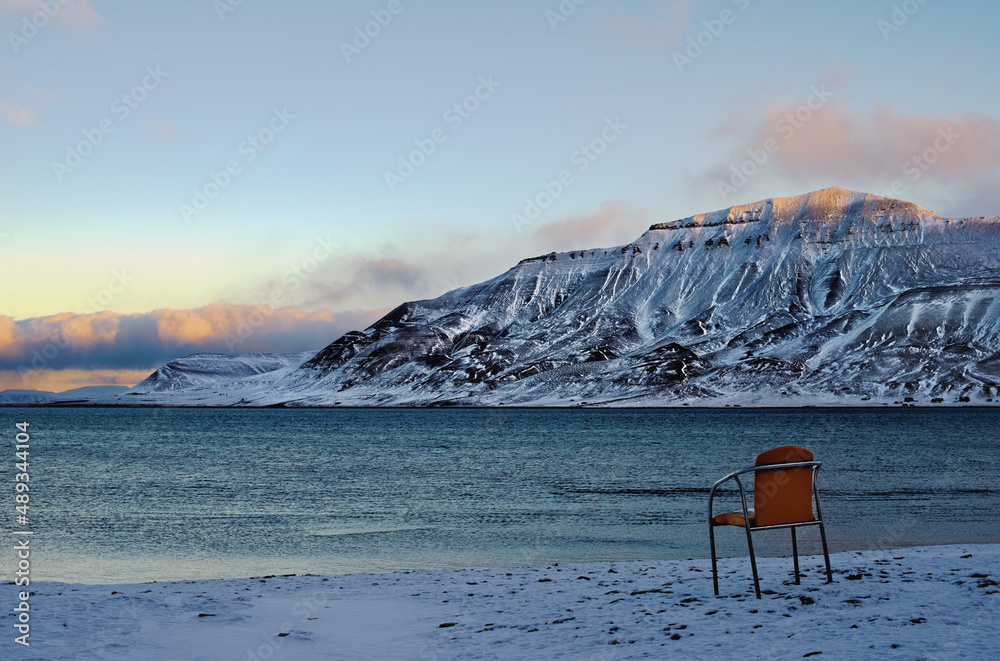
708,460 -> 833,599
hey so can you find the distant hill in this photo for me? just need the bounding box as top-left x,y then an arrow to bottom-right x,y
0,385 -> 130,404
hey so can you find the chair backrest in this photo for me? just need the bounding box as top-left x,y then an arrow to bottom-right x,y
753,446 -> 815,527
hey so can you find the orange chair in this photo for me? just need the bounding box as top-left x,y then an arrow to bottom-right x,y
708,446 -> 833,598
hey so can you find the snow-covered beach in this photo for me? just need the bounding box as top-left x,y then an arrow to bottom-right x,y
5,544 -> 998,660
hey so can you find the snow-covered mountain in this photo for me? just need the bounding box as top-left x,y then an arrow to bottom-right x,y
132,352 -> 316,392
0,385 -> 130,405
122,187 -> 1000,407
124,352 -> 318,404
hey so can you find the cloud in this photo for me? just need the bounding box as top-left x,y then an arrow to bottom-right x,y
356,257 -> 428,291
687,97 -> 1000,213
601,0 -> 695,49
0,304 -> 386,387
298,256 -> 432,308
755,104 -> 999,182
0,368 -> 152,393
531,200 -> 649,251
146,120 -> 194,143
0,100 -> 36,126
0,0 -> 103,27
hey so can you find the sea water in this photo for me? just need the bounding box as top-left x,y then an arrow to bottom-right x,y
5,407 -> 999,583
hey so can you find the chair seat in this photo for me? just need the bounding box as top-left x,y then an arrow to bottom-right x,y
713,510 -> 755,527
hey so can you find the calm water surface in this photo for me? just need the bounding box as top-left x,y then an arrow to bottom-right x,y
5,407 -> 999,583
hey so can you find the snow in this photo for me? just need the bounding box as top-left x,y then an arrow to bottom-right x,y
6,544 -> 998,659
105,187 -> 1000,409
0,386 -> 128,404
129,352 -> 317,395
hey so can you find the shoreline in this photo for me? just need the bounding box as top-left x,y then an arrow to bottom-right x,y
4,402 -> 1000,409
28,537 -> 1000,587
6,543 -> 999,659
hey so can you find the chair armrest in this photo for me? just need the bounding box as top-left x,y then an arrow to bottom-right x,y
708,461 -> 822,523
708,467 -> 753,522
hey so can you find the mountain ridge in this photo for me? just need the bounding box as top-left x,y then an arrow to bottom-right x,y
121,187 -> 1000,407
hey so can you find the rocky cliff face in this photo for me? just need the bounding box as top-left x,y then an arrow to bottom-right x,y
125,188 -> 1000,407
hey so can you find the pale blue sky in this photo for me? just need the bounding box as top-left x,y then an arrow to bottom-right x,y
1,0 -> 999,388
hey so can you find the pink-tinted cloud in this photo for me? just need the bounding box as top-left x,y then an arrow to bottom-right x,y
146,120 -> 194,143
0,0 -> 103,27
689,98 -> 1000,214
0,305 -> 386,387
602,0 -> 695,49
0,368 -> 152,392
532,200 -> 649,251
752,103 -> 1000,181
0,100 -> 36,126
0,0 -> 38,9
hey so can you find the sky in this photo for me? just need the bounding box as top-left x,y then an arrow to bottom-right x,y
1,0 -> 999,391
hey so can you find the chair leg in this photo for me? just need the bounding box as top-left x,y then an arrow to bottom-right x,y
818,520 -> 833,583
709,523 -> 719,596
791,527 -> 800,584
744,525 -> 761,599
